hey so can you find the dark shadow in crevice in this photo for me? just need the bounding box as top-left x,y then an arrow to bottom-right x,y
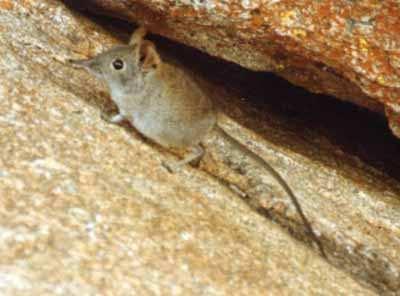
64,6 -> 400,185
154,35 -> 400,185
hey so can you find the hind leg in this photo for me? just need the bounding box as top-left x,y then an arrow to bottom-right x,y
163,144 -> 204,173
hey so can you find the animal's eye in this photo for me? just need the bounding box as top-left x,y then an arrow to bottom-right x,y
112,58 -> 124,70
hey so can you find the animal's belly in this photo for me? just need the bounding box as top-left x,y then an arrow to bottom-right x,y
130,112 -> 210,149
130,113 -> 181,148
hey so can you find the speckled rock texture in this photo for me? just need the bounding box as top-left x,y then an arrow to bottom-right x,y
1,0 -> 400,295
71,0 -> 400,138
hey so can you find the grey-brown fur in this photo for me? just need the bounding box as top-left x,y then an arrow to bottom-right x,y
70,27 -> 326,259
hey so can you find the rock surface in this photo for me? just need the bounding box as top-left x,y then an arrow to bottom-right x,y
71,0 -> 400,138
0,0 -> 400,295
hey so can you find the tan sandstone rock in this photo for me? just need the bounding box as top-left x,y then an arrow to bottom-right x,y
0,0 -> 399,295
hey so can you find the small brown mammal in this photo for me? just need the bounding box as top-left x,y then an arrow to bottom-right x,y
70,27 -> 326,258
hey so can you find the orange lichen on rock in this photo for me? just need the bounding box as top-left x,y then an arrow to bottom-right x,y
0,0 -> 13,10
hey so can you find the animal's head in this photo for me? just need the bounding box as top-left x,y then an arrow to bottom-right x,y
70,27 -> 161,90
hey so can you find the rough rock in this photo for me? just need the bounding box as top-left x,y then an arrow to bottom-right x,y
0,0 -> 400,295
70,0 -> 400,138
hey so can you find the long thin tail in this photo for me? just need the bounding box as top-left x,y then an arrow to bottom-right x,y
215,125 -> 326,258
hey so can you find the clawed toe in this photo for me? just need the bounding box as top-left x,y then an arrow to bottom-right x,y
162,161 -> 181,173
101,112 -> 125,124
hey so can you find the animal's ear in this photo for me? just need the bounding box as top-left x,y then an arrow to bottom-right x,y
139,41 -> 161,72
129,26 -> 147,46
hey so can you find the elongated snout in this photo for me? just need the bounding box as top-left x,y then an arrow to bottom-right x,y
68,58 -> 92,68
68,57 -> 103,79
